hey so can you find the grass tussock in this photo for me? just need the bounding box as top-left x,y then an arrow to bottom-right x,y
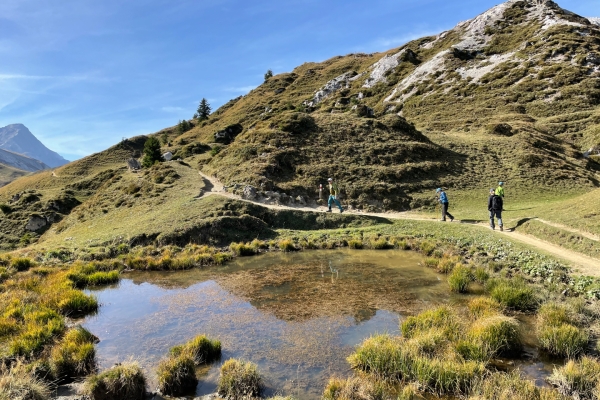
549,356 -> 600,399
448,264 -> 473,293
10,258 -> 35,272
0,361 -> 51,400
50,326 -> 98,380
66,263 -> 119,288
469,370 -> 566,400
348,239 -> 363,249
217,358 -> 263,399
83,361 -> 146,400
486,278 -> 538,311
322,375 -> 386,400
230,242 -> 257,256
458,315 -> 522,361
537,302 -> 588,358
169,334 -> 221,364
156,354 -> 197,396
468,297 -> 503,319
278,239 -> 297,252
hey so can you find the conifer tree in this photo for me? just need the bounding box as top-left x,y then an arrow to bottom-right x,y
141,137 -> 164,168
264,69 -> 273,81
197,98 -> 211,121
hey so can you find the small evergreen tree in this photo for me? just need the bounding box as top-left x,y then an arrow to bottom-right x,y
141,137 -> 164,168
264,69 -> 273,81
197,99 -> 211,121
176,119 -> 192,135
161,132 -> 169,145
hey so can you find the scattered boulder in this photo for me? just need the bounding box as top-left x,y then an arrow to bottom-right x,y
306,71 -> 357,107
352,104 -> 375,118
274,88 -> 285,94
242,185 -> 258,200
26,215 -> 47,232
487,123 -> 514,137
163,152 -> 173,161
296,196 -> 306,205
586,52 -> 600,65
127,158 -> 141,171
9,193 -> 21,203
214,124 -> 243,144
401,49 -> 419,63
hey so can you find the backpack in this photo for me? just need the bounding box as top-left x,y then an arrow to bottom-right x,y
491,195 -> 503,210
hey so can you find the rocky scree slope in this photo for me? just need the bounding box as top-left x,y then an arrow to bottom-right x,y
166,0 -> 600,209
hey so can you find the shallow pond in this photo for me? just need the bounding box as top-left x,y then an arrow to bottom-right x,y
81,249 -> 557,398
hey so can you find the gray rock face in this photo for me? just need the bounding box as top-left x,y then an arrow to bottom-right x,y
0,124 -> 69,168
586,52 -> 600,65
306,71 -> 357,106
127,158 -> 141,170
242,185 -> 258,200
296,195 -> 306,205
163,152 -> 173,161
26,215 -> 47,231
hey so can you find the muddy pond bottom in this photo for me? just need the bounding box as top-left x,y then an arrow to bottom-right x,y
83,250 -> 452,399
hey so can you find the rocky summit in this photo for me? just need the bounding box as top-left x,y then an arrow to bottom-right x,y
0,124 -> 69,168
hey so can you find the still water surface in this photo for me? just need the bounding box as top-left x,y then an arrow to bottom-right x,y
81,250 -> 547,398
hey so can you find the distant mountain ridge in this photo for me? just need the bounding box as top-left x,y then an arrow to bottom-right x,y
0,124 -> 69,168
0,148 -> 49,172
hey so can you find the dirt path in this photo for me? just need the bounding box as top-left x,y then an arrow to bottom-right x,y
198,173 -> 600,276
534,218 -> 600,241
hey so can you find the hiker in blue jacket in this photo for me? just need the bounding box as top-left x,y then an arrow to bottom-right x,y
436,188 -> 454,222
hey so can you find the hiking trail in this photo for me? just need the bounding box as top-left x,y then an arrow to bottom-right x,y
198,173 -> 600,277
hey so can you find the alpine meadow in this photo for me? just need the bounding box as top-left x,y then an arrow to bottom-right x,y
2,1 -> 600,399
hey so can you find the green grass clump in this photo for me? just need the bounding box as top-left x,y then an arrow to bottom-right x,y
57,290 -> 98,317
369,237 -> 390,250
436,256 -> 458,274
401,306 -> 458,339
50,326 -> 97,380
537,302 -> 588,358
230,242 -> 257,256
0,361 -> 51,400
322,375 -> 385,400
486,278 -> 538,311
278,239 -> 297,252
348,239 -> 363,249
83,361 -> 146,400
549,356 -> 600,399
217,358 -> 263,399
9,318 -> 65,357
348,334 -> 485,395
11,258 -> 35,272
470,371 -> 565,400
423,257 -> 439,269
539,324 -> 589,359
418,241 -> 436,256
213,252 -> 232,265
448,264 -> 472,293
67,264 -> 119,288
458,315 -> 521,361
467,297 -> 503,319
169,334 -> 221,364
157,354 -> 197,396
473,266 -> 490,283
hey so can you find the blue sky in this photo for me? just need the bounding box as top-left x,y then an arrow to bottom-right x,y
0,0 -> 599,161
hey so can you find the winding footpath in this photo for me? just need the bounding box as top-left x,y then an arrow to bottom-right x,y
199,173 -> 600,277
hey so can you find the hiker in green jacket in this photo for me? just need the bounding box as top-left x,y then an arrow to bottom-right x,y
326,178 -> 343,213
495,181 -> 505,198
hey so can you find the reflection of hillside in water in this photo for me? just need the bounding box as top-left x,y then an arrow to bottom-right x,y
215,258 -> 447,323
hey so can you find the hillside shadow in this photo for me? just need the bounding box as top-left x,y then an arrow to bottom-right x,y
512,217 -> 536,231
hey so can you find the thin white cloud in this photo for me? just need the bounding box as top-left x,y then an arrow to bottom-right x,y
224,85 -> 256,93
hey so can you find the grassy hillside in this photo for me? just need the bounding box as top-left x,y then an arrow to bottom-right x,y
0,164 -> 29,187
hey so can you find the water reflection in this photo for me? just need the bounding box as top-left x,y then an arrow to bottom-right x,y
82,250 -> 449,398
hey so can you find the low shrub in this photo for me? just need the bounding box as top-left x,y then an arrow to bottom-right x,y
448,265 -> 472,293
486,278 -> 538,311
0,203 -> 12,214
83,361 -> 146,400
0,361 -> 51,400
549,356 -> 600,399
156,354 -> 197,396
170,334 -> 221,364
50,326 -> 97,380
11,258 -> 35,272
217,358 -> 263,399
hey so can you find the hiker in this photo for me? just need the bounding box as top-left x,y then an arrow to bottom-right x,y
436,188 -> 454,222
495,181 -> 505,198
326,178 -> 343,213
488,188 -> 503,231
